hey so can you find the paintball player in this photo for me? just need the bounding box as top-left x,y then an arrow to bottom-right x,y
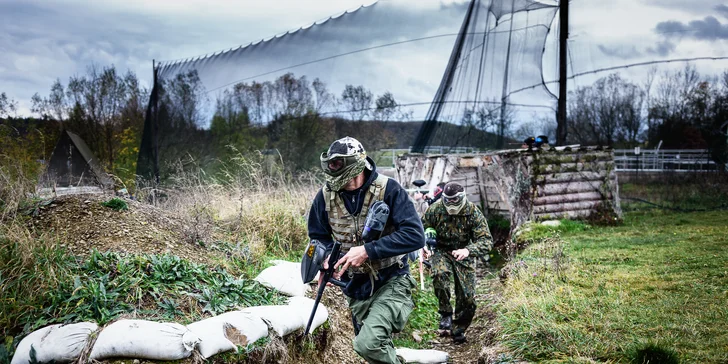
307,136 -> 425,364
421,182 -> 493,344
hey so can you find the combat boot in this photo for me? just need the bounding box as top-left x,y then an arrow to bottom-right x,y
439,314 -> 452,331
452,331 -> 467,344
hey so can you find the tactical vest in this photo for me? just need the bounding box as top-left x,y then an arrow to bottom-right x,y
324,174 -> 403,275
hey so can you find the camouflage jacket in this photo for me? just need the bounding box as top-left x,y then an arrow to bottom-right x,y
421,200 -> 493,257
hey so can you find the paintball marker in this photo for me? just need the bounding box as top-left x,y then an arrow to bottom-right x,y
301,240 -> 345,335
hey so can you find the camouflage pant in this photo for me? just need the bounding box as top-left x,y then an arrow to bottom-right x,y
430,248 -> 477,335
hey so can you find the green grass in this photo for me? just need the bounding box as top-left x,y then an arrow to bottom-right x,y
497,210 -> 728,363
394,273 -> 440,349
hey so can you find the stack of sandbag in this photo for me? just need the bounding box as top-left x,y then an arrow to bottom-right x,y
254,260 -> 310,296
89,320 -> 201,361
11,322 -> 97,364
395,348 -> 450,364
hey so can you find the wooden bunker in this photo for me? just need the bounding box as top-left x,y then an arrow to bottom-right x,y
396,146 -> 622,228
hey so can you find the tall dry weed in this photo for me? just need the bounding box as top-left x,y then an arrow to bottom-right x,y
0,126 -> 48,219
140,150 -> 322,258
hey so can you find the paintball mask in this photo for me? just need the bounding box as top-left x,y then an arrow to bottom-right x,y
442,182 -> 467,215
320,136 -> 371,192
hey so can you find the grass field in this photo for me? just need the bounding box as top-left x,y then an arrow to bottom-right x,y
497,210 -> 728,363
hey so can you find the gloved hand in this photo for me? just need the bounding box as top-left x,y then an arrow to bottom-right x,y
425,227 -> 437,248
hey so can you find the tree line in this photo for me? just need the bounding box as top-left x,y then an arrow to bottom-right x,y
2,63 -> 726,189
565,66 -> 728,164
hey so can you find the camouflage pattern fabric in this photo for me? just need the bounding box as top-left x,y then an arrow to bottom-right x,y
422,199 -> 493,334
430,248 -> 476,335
421,200 -> 493,255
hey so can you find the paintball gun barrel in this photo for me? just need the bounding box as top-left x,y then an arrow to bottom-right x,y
302,240 -> 345,335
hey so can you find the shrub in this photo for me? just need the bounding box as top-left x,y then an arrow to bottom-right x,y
630,342 -> 680,364
101,198 -> 128,211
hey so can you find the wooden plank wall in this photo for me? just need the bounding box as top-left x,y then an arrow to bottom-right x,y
395,147 -> 621,221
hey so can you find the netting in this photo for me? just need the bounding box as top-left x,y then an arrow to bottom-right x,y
137,0 -> 559,181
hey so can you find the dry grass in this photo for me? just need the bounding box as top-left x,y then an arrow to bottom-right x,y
142,152 -> 321,261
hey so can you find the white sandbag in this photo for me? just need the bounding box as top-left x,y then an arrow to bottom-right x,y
254,261 -> 310,296
241,305 -> 305,336
11,322 -> 98,364
89,319 -> 201,361
216,311 -> 269,344
396,348 -> 450,364
186,318 -> 237,359
287,296 -> 329,333
187,311 -> 270,359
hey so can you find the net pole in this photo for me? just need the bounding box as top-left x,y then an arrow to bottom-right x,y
556,0 -> 569,145
498,0 -> 517,149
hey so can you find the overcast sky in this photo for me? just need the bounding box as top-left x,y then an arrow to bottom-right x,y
1,0 -> 726,116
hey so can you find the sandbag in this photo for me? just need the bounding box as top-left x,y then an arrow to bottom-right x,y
187,311 -> 269,359
11,322 -> 98,364
241,305 -> 305,336
287,296 -> 329,333
89,319 -> 200,361
254,261 -> 310,296
396,348 -> 450,364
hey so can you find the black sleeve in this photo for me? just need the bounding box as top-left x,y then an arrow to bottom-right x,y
363,179 -> 425,260
307,189 -> 334,254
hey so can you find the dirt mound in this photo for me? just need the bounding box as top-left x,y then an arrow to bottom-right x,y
26,194 -> 216,264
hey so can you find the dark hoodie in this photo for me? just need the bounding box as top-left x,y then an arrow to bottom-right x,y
307,158 -> 425,300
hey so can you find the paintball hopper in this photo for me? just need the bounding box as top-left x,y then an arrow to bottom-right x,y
362,200 -> 390,242
301,240 -> 327,284
412,179 -> 427,189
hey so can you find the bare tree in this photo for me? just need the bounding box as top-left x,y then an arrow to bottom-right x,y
567,73 -> 644,146
340,85 -> 373,121
0,92 -> 18,118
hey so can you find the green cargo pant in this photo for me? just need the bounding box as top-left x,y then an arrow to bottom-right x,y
431,248 -> 477,336
348,274 -> 416,364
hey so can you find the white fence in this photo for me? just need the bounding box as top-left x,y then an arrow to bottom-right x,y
613,149 -> 724,172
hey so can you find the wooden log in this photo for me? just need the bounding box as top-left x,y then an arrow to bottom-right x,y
536,161 -> 609,174
535,171 -> 608,184
533,200 -> 603,214
534,209 -> 595,221
535,181 -> 607,196
535,151 -> 613,165
533,191 -> 609,205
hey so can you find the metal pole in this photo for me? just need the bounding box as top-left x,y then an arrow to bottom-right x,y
556,0 -> 569,146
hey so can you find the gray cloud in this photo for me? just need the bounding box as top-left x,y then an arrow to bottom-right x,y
717,5 -> 728,19
646,39 -> 677,57
597,44 -> 642,60
656,16 -> 728,40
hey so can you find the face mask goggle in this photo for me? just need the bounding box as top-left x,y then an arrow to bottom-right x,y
320,153 -> 359,177
443,192 -> 465,206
